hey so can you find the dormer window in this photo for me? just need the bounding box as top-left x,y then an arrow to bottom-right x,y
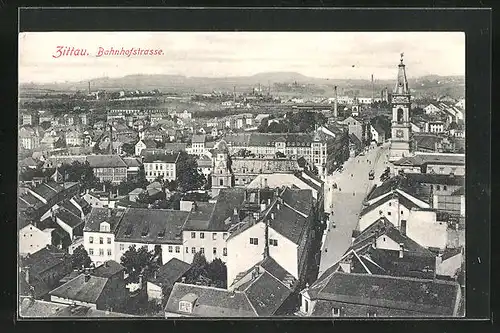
100,222 -> 110,232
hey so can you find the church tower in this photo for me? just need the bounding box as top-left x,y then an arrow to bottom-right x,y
389,53 -> 412,162
211,140 -> 233,197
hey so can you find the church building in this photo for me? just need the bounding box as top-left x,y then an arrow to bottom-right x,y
389,53 -> 412,162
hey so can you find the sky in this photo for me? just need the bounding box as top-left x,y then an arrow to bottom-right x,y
19,32 -> 465,84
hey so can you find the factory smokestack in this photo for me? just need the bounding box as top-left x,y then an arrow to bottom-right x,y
334,86 -> 338,118
88,81 -> 91,95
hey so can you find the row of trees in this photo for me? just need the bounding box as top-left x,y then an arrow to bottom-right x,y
258,111 -> 327,133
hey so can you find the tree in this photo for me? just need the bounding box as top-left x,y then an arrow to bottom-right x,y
120,245 -> 156,281
71,245 -> 92,269
176,151 -> 206,192
235,149 -> 255,158
275,151 -> 286,158
40,121 -> 52,130
121,142 -> 136,156
55,161 -> 100,191
185,252 -> 208,284
205,258 -> 227,288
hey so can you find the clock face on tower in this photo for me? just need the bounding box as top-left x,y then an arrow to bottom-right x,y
396,130 -> 404,138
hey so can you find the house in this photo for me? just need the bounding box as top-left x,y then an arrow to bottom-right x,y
341,116 -> 363,141
49,269 -> 128,311
359,176 -> 447,250
370,123 -> 386,145
410,122 -> 421,133
82,190 -> 122,209
128,188 -> 145,202
181,188 -> 247,264
254,114 -> 270,125
19,126 -> 43,150
196,156 -> 213,179
142,152 -> 180,182
348,133 -> 363,157
86,155 -> 128,183
392,153 -> 465,176
52,205 -> 85,240
165,256 -> 297,317
226,187 -> 315,287
147,258 -> 191,303
424,103 -> 441,114
19,300 -> 134,318
190,134 -> 207,155
247,171 -> 323,201
19,245 -> 73,299
230,157 -> 302,188
41,136 -> 63,150
454,99 -> 465,110
19,223 -> 53,257
317,123 -> 345,139
123,157 -> 142,178
342,217 -> 437,279
436,247 -> 464,278
424,121 -> 445,133
19,157 -> 40,171
299,271 -> 462,317
113,208 -> 190,265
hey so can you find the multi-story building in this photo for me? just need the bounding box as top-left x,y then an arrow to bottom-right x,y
86,155 -> 128,184
220,131 -> 328,178
65,130 -> 84,146
226,187 -> 315,287
392,153 -> 465,176
424,121 -> 445,134
19,126 -> 42,150
142,152 -> 180,182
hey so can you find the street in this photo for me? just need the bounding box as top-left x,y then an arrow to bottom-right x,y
319,142 -> 390,276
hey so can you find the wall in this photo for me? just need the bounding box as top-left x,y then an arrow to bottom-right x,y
358,198 -> 410,232
50,295 -> 97,309
182,230 -> 229,264
147,281 -> 163,301
426,164 -> 465,176
84,231 -> 115,266
407,209 -> 447,250
268,228 -> 298,279
19,224 -> 52,256
160,243 -> 184,265
227,222 -> 266,287
375,235 -> 401,251
310,300 -> 442,317
436,253 -> 462,277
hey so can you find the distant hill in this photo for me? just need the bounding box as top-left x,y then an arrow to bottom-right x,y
19,72 -> 465,99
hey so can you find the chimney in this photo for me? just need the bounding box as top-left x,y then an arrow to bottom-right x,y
264,178 -> 268,188
138,274 -> 143,289
334,86 -> 338,118
88,81 -> 91,95
153,270 -> 157,280
260,201 -> 266,212
271,212 -> 275,220
108,207 -> 112,217
267,198 -> 271,205
277,202 -> 281,210
399,243 -> 404,258
264,219 -> 270,258
181,276 -> 186,283
24,266 -> 30,284
84,274 -> 91,283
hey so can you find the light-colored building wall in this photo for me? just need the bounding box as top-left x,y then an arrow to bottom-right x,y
50,295 -> 97,309
144,162 -> 177,182
226,222 -> 266,287
182,230 -> 229,264
436,253 -> 462,277
19,224 -> 52,256
358,197 -> 411,232
84,231 -> 115,267
426,164 -> 465,176
268,228 -> 298,279
407,209 -> 447,250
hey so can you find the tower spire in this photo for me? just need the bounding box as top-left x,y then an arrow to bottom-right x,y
394,52 -> 409,95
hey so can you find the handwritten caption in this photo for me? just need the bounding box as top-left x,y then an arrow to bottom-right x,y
52,46 -> 164,58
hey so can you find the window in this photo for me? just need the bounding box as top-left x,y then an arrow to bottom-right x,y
443,185 -> 447,190
186,247 -> 189,253
168,246 -> 173,253
223,248 -> 227,256
223,233 -> 228,240
212,233 -> 217,240
191,232 -> 196,239
401,210 -> 404,215
99,237 -> 103,244
175,246 -> 180,253
200,248 -> 205,254
430,185 -> 434,190
179,301 -> 192,313
219,179 -> 224,186
107,237 -> 111,244
107,249 -> 112,256
250,238 -> 259,245
388,202 -> 392,206
213,247 -> 217,255
191,247 -> 196,254
89,236 -> 94,244
387,212 -> 391,216
304,299 -> 309,313
89,248 -> 94,255
332,307 -> 341,317
99,248 -> 104,256
119,244 -> 124,251
437,185 -> 441,191
270,239 -> 278,246
367,311 -> 377,317
200,232 -> 205,239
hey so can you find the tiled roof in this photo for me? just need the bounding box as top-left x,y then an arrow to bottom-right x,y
21,245 -> 66,276
148,258 -> 191,288
441,247 -> 463,261
163,143 -> 188,152
243,271 -> 292,316
349,133 -> 362,148
191,134 -> 206,143
451,186 -> 465,196
86,155 -> 127,168
231,157 -> 300,174
83,207 -> 126,233
196,157 -> 212,168
405,173 -> 465,186
123,157 -> 142,167
93,260 -> 125,278
56,207 -> 83,228
114,209 -> 189,244
311,272 -> 460,316
60,200 -> 81,217
49,274 -> 109,304
143,152 -> 179,164
30,181 -> 64,201
165,283 -> 257,317
360,192 -> 423,216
